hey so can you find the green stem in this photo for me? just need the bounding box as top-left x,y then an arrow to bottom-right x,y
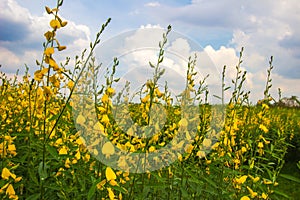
45,18 -> 111,143
179,162 -> 185,200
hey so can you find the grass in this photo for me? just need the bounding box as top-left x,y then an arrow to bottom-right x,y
276,155 -> 300,199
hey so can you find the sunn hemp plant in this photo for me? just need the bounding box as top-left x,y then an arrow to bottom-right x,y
1,0 -> 299,200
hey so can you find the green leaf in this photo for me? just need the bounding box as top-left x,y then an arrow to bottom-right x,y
213,95 -> 221,100
26,193 -> 41,200
87,180 -> 98,200
279,173 -> 300,183
273,189 -> 290,199
38,161 -> 49,181
151,172 -> 166,182
28,167 -> 39,185
149,61 -> 155,68
202,175 -> 218,189
159,56 -> 164,63
111,185 -> 128,194
46,144 -> 59,160
224,86 -> 231,91
180,187 -> 189,198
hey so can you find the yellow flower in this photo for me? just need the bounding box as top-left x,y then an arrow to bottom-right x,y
101,114 -> 110,125
259,124 -> 268,133
96,179 -> 106,190
34,71 -> 43,81
203,138 -> 212,148
211,142 -> 219,150
55,138 -> 63,146
148,146 -> 156,152
106,87 -> 115,96
93,122 -> 104,132
258,142 -> 264,148
50,19 -> 61,29
75,151 -> 81,160
106,167 -> 116,181
14,176 -> 22,182
107,187 -> 115,200
72,159 -> 77,164
224,136 -> 229,146
44,47 -> 54,56
102,94 -> 110,104
155,88 -> 163,98
178,118 -> 188,127
109,179 -> 118,186
7,96 -> 13,101
2,168 -> 11,180
261,192 -> 268,199
83,153 -> 91,162
246,186 -> 258,198
240,196 -> 250,200
235,175 -> 248,184
76,138 -> 84,145
43,86 -> 52,96
241,146 -> 247,153
253,176 -> 260,183
34,68 -> 48,81
65,158 -> 71,168
76,115 -> 86,125
102,142 -> 115,157
48,57 -> 60,71
262,103 -> 269,110
249,175 -> 260,183
67,80 -> 74,89
185,144 -> 193,154
141,95 -> 150,103
49,75 -> 60,88
44,31 -> 55,41
6,184 -> 16,199
263,179 -> 273,185
196,151 -> 206,158
7,144 -> 16,153
59,146 -> 68,155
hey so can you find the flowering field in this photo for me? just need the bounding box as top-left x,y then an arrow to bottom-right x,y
1,1 -> 300,199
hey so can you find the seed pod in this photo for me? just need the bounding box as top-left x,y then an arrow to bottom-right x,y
45,6 -> 52,14
61,21 -> 68,27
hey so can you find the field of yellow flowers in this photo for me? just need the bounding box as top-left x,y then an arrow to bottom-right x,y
1,1 -> 300,199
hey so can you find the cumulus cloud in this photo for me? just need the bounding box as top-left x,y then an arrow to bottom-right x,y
1,0 -> 299,102
0,0 -> 91,75
95,23 -> 298,103
139,0 -> 300,100
0,47 -> 21,72
95,25 -> 235,103
144,1 -> 300,78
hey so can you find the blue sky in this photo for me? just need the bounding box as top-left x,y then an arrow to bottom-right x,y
0,0 -> 299,102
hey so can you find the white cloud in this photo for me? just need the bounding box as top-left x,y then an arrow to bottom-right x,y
0,0 -> 30,22
145,2 -> 160,7
1,0 -> 299,102
168,38 -> 191,59
0,47 -> 20,70
0,0 -> 92,75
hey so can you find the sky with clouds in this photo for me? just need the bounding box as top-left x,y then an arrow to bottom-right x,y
0,0 -> 299,103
